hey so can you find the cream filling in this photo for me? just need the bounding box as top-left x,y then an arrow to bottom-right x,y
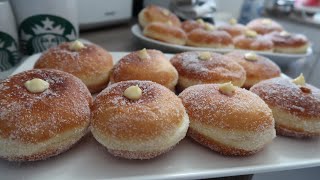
191,121 -> 276,151
0,127 -> 88,157
91,112 -> 189,152
272,107 -> 320,133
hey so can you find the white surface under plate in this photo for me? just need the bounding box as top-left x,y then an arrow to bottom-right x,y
1,52 -> 320,180
131,24 -> 313,67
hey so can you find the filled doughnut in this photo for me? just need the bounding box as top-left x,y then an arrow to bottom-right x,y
233,30 -> 274,52
250,74 -> 320,138
0,69 -> 92,161
138,5 -> 181,28
181,19 -> 206,33
225,51 -> 281,88
110,49 -> 178,91
179,83 -> 276,156
170,51 -> 246,91
34,40 -> 113,93
218,18 -> 247,37
265,31 -> 309,54
143,22 -> 187,45
186,27 -> 233,48
91,80 -> 189,159
247,18 -> 283,35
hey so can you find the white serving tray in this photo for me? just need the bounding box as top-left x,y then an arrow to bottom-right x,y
131,24 -> 313,67
1,52 -> 320,180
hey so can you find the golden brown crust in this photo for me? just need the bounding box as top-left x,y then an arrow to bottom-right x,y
0,69 -> 92,144
170,51 -> 246,87
188,128 -> 260,156
187,29 -> 233,47
0,136 -> 80,161
179,84 -> 274,131
233,35 -> 274,51
250,77 -> 320,118
110,49 -> 178,90
225,51 -> 281,88
247,18 -> 283,35
218,24 -> 247,37
143,22 -> 187,45
265,31 -> 309,48
92,80 -> 185,141
34,42 -> 113,93
138,5 -> 181,28
276,124 -> 320,138
181,20 -> 206,33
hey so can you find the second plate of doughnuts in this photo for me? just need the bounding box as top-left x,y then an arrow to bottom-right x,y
131,24 -> 313,67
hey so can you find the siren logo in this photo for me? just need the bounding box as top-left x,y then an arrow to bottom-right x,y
0,32 -> 20,72
19,15 -> 77,55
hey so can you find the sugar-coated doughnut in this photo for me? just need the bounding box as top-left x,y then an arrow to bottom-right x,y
250,77 -> 320,138
233,32 -> 274,52
34,41 -> 113,93
138,5 -> 181,28
218,24 -> 247,38
91,80 -> 189,159
247,18 -> 283,35
0,69 -> 92,161
179,84 -> 276,156
170,51 -> 246,91
110,49 -> 178,91
181,20 -> 206,33
225,51 -> 281,88
143,22 -> 187,45
265,31 -> 309,54
186,29 -> 233,48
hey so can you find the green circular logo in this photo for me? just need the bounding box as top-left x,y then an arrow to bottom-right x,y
19,14 -> 77,55
0,32 -> 20,72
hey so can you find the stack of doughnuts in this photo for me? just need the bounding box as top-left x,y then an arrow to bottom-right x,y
138,5 -> 310,54
139,5 -> 187,46
0,69 -> 92,161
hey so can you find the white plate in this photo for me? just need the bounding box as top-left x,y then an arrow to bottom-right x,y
1,52 -> 320,180
131,24 -> 313,67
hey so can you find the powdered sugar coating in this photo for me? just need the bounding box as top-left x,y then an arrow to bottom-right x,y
250,77 -> 320,118
170,51 -> 246,85
0,69 -> 92,143
92,80 -> 186,140
179,84 -> 274,131
34,42 -> 113,93
110,49 -> 178,90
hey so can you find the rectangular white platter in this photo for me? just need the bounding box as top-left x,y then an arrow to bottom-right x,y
1,52 -> 320,180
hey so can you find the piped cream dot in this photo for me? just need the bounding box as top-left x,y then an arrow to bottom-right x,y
198,52 -> 211,61
292,73 -> 306,86
69,40 -> 85,51
229,18 -> 237,25
137,48 -> 151,60
244,52 -> 258,61
124,85 -> 142,100
219,82 -> 236,96
245,30 -> 257,38
24,78 -> 49,93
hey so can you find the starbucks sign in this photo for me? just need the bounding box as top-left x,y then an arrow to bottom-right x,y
19,14 -> 77,55
0,32 -> 20,72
